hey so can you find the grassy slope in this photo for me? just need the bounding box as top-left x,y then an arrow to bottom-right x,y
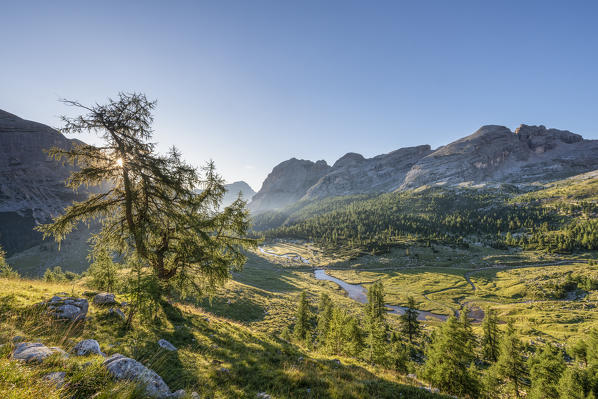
0,260 -> 448,399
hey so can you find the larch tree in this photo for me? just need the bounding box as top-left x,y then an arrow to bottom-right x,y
400,296 -> 421,344
421,315 -> 480,398
367,280 -> 386,323
481,307 -> 501,363
37,93 -> 255,300
294,291 -> 311,341
490,321 -> 527,398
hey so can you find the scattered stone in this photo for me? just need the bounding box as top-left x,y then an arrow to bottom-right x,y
191,392 -> 201,399
257,393 -> 272,399
333,359 -> 341,366
93,293 -> 117,306
298,356 -> 304,362
407,373 -> 417,379
12,342 -> 67,363
103,353 -> 174,398
158,339 -> 177,351
43,371 -> 66,388
12,335 -> 24,343
73,339 -> 104,356
109,308 -> 126,320
218,367 -> 230,373
44,296 -> 88,321
121,301 -> 129,307
170,389 -> 186,398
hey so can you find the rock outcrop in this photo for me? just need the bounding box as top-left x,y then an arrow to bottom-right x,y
304,145 -> 432,200
401,124 -> 598,189
73,339 -> 104,356
157,339 -> 177,351
93,293 -> 117,306
103,353 -> 178,398
12,342 -> 67,363
44,295 -> 89,321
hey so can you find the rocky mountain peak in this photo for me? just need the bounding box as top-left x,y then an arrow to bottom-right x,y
333,152 -> 366,168
248,158 -> 332,213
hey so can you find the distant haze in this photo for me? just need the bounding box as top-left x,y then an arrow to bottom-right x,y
1,1 -> 597,189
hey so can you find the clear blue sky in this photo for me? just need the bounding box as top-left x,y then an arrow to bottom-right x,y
1,1 -> 597,190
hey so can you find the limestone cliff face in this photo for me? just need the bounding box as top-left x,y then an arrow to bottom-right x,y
249,124 -> 598,214
0,110 -> 85,254
401,124 -> 598,189
304,145 -> 432,200
248,158 -> 331,213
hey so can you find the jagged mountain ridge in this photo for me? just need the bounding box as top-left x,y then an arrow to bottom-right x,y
249,124 -> 598,213
0,109 -> 88,255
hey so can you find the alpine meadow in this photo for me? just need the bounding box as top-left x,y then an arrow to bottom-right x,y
1,2 -> 598,399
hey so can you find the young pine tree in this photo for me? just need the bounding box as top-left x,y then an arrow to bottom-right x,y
294,291 -> 311,341
459,307 -> 477,358
488,321 -> 527,399
0,245 -> 19,279
367,280 -> 386,323
558,365 -> 590,399
87,246 -> 119,292
481,307 -> 501,362
316,293 -> 333,347
527,344 -> 566,399
421,316 -> 479,398
345,315 -> 364,358
400,296 -> 421,344
364,314 -> 388,365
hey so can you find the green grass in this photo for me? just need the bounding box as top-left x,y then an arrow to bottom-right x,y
0,271 -> 449,399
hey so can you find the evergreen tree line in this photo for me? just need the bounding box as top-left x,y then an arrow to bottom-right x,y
289,282 -> 598,399
259,187 -> 598,254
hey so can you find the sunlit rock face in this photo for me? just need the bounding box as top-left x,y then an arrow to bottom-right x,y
249,124 -> 598,213
401,124 -> 598,189
0,109 -> 86,254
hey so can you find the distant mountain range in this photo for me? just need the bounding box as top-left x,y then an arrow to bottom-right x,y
3,108 -> 598,271
248,124 -> 598,213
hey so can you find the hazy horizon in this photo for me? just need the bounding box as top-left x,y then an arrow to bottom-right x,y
2,1 -> 597,190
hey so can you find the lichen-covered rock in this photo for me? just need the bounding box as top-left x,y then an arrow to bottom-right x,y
44,296 -> 88,321
12,342 -> 67,363
157,339 -> 177,351
109,308 -> 126,320
73,339 -> 104,356
102,353 -> 174,398
43,371 -> 66,388
93,293 -> 116,306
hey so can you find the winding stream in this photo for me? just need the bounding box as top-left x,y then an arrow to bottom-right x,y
314,269 -> 447,321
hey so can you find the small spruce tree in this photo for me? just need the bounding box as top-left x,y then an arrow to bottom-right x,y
0,246 -> 19,279
294,291 -> 311,341
527,344 -> 566,399
481,307 -> 501,362
421,316 -> 479,398
400,296 -> 421,344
